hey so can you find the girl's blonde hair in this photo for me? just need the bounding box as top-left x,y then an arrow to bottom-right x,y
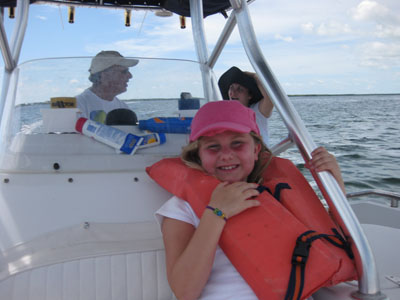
181,132 -> 273,184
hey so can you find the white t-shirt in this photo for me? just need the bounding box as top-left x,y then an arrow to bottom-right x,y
250,101 -> 270,146
76,88 -> 130,123
155,196 -> 258,300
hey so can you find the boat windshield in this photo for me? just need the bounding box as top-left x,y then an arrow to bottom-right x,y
0,57 -> 205,172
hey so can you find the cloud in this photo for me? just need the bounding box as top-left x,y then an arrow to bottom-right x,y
69,79 -> 79,84
375,24 -> 400,38
350,0 -> 400,70
274,34 -> 293,42
35,15 -> 47,21
353,0 -> 400,38
84,14 -> 195,57
316,22 -> 352,36
301,21 -> 352,36
353,0 -> 390,22
359,41 -> 400,68
301,22 -> 314,33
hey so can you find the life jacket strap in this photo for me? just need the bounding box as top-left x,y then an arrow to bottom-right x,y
256,182 -> 354,300
257,182 -> 291,202
284,229 -> 353,300
273,182 -> 291,201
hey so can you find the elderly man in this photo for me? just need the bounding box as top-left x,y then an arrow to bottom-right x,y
76,50 -> 138,123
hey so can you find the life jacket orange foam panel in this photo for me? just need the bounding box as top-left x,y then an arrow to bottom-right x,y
146,157 -> 357,300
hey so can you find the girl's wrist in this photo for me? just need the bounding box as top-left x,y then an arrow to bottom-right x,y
206,205 -> 228,221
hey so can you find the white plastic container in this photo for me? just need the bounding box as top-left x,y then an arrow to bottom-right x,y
41,108 -> 80,133
75,118 -> 143,155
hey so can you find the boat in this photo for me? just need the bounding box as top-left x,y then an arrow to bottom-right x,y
0,1 -> 399,299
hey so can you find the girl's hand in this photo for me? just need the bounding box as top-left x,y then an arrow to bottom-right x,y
307,146 -> 346,193
243,71 -> 257,79
243,71 -> 274,118
208,181 -> 260,219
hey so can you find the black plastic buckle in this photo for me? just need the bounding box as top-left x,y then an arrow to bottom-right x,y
291,240 -> 311,265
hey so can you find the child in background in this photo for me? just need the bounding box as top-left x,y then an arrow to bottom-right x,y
154,101 -> 345,300
218,66 -> 274,145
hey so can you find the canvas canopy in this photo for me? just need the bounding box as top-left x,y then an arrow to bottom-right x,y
0,0 -> 234,17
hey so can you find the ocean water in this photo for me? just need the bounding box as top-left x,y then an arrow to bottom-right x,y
267,94 -> 400,197
15,94 -> 400,199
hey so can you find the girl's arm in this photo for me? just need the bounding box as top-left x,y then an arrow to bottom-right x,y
162,213 -> 224,300
162,182 -> 260,300
307,146 -> 346,193
244,71 -> 274,118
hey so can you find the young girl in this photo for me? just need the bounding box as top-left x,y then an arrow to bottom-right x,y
218,66 -> 274,145
155,101 -> 345,300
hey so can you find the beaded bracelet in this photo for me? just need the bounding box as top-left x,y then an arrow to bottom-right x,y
206,205 -> 227,221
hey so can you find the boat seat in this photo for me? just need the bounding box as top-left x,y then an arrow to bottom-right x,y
0,251 -> 175,300
0,222 -> 175,300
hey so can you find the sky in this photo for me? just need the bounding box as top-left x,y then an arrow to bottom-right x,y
1,0 -> 399,95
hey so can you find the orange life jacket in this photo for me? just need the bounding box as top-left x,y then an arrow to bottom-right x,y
146,157 -> 357,300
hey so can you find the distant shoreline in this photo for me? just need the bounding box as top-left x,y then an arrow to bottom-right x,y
17,93 -> 400,106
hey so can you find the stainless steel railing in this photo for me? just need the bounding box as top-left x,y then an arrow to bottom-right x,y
347,190 -> 400,208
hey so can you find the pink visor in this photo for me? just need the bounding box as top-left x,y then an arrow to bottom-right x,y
189,101 -> 260,142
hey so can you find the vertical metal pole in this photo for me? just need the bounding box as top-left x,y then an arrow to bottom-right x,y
189,0 -> 219,101
0,0 -> 29,125
206,11 -> 237,101
230,0 -> 385,298
0,8 -> 14,133
9,0 -> 29,66
207,12 -> 236,69
0,9 -> 15,71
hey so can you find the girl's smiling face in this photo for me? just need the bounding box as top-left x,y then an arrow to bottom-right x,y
198,131 -> 261,183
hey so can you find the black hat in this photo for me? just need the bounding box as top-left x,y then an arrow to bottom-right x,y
218,66 -> 263,106
106,108 -> 138,125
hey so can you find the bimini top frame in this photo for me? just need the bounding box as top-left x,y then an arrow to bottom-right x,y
0,0 -> 386,299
